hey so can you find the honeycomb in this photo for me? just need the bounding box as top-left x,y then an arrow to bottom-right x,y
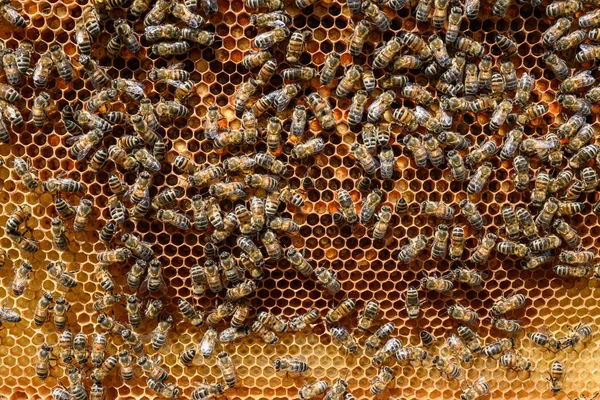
0,0 -> 599,399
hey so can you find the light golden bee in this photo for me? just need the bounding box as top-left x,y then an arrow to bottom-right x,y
561,323 -> 593,348
448,303 -> 479,323
420,200 -> 454,220
289,308 -> 321,332
305,92 -> 336,131
446,334 -> 473,363
499,352 -> 533,371
299,381 -> 329,399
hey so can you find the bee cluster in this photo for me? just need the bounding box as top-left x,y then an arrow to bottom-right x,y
1,0 -> 600,398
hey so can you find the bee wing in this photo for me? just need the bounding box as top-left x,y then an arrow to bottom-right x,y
127,80 -> 146,91
76,144 -> 94,161
167,62 -> 186,70
266,20 -> 286,28
293,354 -> 307,363
579,44 -> 599,51
65,134 -> 84,146
123,183 -> 137,198
275,95 -> 292,113
165,79 -> 189,89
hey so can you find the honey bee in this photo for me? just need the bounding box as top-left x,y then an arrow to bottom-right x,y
432,355 -> 461,379
446,334 -> 473,363
498,127 -> 524,161
91,333 -> 108,368
242,49 -> 274,71
299,381 -> 329,399
107,196 -> 127,225
421,273 -> 454,293
13,156 -> 39,190
470,98 -> 499,118
125,261 -> 146,293
529,234 -> 562,253
491,316 -> 522,333
47,261 -> 78,288
561,322 -> 593,348
0,301 -> 20,327
289,308 -> 321,332
557,94 -> 592,115
441,96 -> 469,112
124,295 -> 142,328
72,332 -> 89,366
543,52 -> 569,81
149,314 -> 172,351
206,300 -> 236,325
138,355 -> 168,383
330,325 -> 358,354
490,99 -> 512,131
93,291 -> 122,312
120,233 -> 153,261
365,90 -> 394,123
148,379 -> 181,399
368,366 -> 393,395
333,189 -> 357,225
35,343 -> 53,379
97,314 -> 126,336
372,205 -> 392,240
448,303 -> 479,324
470,232 -> 496,264
306,92 -> 336,131
156,209 -> 191,230
31,51 -> 53,88
34,292 -> 53,327
510,156 -> 530,191
481,337 -> 515,359
393,108 -> 417,131
402,84 -> 435,108
360,123 -> 377,153
0,98 -> 22,126
5,203 -> 32,235
72,109 -> 111,133
446,225 -> 466,260
0,83 -> 19,105
1,49 -> 20,85
499,352 -> 533,371
548,170 -> 573,195
420,200 -> 455,220
57,329 -> 74,365
458,199 -> 483,230
461,377 -> 489,400
88,148 -> 109,172
543,17 -> 572,47
252,320 -> 279,344
457,324 -> 482,354
534,197 -> 559,231
440,52 -> 466,84
422,134 -> 444,167
400,285 -> 423,319
47,45 -> 74,83
491,293 -> 526,315
465,140 -> 497,167
225,279 -> 256,301
360,189 -> 382,224
565,124 -> 594,154
372,39 -> 401,71
454,264 -> 487,290
429,224 -> 449,259
546,0 -> 581,16
559,249 -> 594,264
569,144 -> 600,169
554,264 -> 590,278
10,260 -> 31,297
402,136 -> 428,166
543,360 -> 565,394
